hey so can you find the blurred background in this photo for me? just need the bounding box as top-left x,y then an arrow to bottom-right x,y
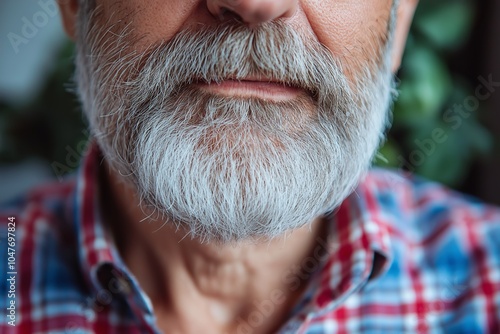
0,0 -> 499,204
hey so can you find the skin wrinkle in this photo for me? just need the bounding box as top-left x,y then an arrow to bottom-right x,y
59,1 -> 419,332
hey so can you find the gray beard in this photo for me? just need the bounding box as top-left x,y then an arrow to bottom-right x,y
75,19 -> 394,243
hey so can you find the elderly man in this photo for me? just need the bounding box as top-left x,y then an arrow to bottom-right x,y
1,0 -> 499,333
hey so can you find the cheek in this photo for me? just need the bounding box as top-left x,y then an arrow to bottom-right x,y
97,0 -> 199,51
301,0 -> 392,79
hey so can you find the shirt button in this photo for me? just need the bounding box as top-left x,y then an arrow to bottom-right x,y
110,276 -> 133,295
96,263 -> 133,296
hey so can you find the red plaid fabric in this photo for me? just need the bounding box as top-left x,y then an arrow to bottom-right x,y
1,143 -> 499,333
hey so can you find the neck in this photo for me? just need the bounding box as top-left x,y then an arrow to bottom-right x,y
101,163 -> 329,333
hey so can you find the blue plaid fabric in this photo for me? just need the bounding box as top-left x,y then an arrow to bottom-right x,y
1,144 -> 499,333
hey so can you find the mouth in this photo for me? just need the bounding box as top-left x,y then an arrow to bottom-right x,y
192,76 -> 315,102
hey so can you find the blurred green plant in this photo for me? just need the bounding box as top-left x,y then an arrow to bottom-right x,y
0,0 -> 494,188
377,0 -> 493,186
0,42 -> 86,169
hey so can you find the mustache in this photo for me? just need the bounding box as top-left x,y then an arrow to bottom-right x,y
121,21 -> 352,107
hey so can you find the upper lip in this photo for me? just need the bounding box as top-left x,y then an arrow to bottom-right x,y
236,75 -> 280,83
197,76 -> 301,88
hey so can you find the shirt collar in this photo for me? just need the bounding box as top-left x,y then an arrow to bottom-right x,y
73,143 -> 394,320
73,142 -> 156,319
297,172 -> 394,320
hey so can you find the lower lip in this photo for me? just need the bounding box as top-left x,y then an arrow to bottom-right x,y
194,80 -> 304,101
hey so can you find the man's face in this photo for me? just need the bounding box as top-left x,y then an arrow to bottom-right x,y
62,0 -> 416,242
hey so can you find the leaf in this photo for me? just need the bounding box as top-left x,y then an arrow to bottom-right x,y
394,45 -> 452,126
414,0 -> 475,50
406,115 -> 493,187
412,125 -> 468,186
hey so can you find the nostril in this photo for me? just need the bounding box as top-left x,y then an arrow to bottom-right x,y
216,6 -> 244,22
207,0 -> 298,24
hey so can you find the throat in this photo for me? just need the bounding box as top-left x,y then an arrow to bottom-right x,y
152,278 -> 309,334
100,163 -> 330,334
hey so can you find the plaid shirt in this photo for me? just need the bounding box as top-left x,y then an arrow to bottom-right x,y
1,143 -> 500,334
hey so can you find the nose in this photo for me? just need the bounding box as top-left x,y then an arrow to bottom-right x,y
207,0 -> 298,24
